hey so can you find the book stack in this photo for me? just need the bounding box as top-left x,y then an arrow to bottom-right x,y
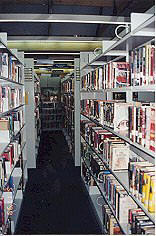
81,68 -> 103,91
62,79 -> 74,93
0,53 -> 8,79
63,94 -> 74,108
129,161 -> 155,213
0,53 -> 23,83
89,153 -> 106,181
103,102 -> 129,136
129,103 -> 155,152
128,208 -> 155,234
91,127 -> 113,153
81,44 -> 155,91
81,100 -> 129,136
81,62 -> 130,91
103,137 -> 130,171
8,56 -> 23,83
80,120 -> 97,144
130,44 -> 155,86
102,204 -> 122,234
81,99 -> 155,152
0,87 -> 22,113
103,174 -> 137,224
0,140 -> 21,187
0,111 -> 24,140
103,62 -> 130,89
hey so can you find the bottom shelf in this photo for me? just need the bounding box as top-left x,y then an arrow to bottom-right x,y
82,178 -> 106,234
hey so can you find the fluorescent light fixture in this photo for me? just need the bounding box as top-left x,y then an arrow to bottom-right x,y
24,52 -> 80,55
0,14 -> 130,25
37,59 -> 54,64
8,40 -> 101,43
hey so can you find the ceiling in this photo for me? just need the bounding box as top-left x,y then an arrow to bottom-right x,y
0,0 -> 154,75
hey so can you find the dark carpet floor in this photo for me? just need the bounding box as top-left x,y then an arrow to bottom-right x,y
15,131 -> 102,235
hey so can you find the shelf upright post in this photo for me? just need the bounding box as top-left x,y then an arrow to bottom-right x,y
125,24 -> 133,103
74,58 -> 81,167
24,58 -> 36,169
18,51 -> 28,188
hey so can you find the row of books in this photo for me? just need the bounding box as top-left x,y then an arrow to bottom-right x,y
81,121 -> 129,171
64,107 -> 74,125
102,204 -> 122,234
0,139 -> 22,188
0,176 -> 17,230
0,86 -> 23,113
104,174 -> 155,234
81,62 -> 130,90
131,44 -> 155,86
62,94 -> 74,108
0,53 -> 23,83
81,44 -> 155,90
81,100 -> 155,152
128,208 -> 155,234
81,157 -> 155,234
81,121 -> 155,213
62,79 -> 74,93
0,190 -> 14,229
129,104 -> 155,151
0,110 -> 24,142
129,161 -> 155,212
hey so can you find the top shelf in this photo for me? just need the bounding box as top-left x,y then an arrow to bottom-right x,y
0,38 -> 24,66
81,14 -> 155,70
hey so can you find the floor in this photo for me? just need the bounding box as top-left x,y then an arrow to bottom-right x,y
15,131 -> 102,235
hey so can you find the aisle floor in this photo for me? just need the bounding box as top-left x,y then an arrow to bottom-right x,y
15,131 -> 102,235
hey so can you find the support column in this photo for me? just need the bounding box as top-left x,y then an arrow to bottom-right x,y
74,58 -> 80,167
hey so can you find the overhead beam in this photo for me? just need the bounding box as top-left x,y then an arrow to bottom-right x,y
8,36 -> 109,41
0,14 -> 130,24
0,0 -> 48,4
52,0 -> 115,7
0,0 -> 126,7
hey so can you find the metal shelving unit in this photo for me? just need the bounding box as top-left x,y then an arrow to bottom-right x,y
80,8 -> 155,235
61,58 -> 80,166
24,58 -> 40,168
81,113 -> 155,163
41,101 -> 64,131
81,135 -> 155,223
0,32 -> 28,234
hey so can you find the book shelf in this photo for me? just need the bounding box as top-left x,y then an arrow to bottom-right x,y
61,58 -> 80,166
80,8 -> 155,235
41,100 -> 64,131
34,72 -> 41,159
24,58 -> 41,168
0,33 -> 28,234
61,72 -> 75,156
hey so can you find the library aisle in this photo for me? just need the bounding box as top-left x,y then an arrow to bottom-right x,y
0,1 -> 155,235
15,131 -> 101,235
